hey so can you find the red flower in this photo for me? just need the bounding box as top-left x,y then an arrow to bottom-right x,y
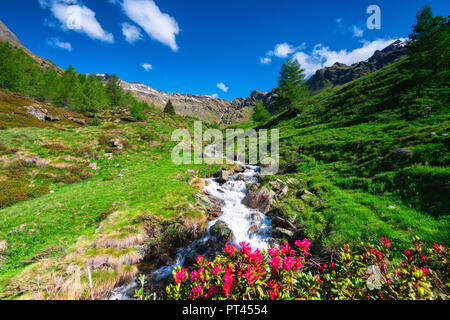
420,267 -> 429,278
295,239 -> 311,256
381,237 -> 390,248
330,262 -> 335,269
224,243 -> 237,257
239,242 -> 252,256
173,268 -> 188,285
282,257 -> 294,270
269,256 -> 281,269
268,247 -> 279,257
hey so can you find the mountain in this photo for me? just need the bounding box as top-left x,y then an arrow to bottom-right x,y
0,20 -> 62,73
305,39 -> 408,94
226,39 -> 409,122
119,80 -> 232,124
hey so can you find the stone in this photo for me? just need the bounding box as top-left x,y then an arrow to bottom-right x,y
209,221 -> 233,243
233,164 -> 245,173
250,213 -> 263,222
88,162 -> 99,170
276,186 -> 289,198
242,187 -> 273,213
195,194 -> 224,211
68,117 -> 87,125
249,223 -> 261,233
272,217 -> 297,231
0,240 -> 8,254
214,170 -> 231,183
272,227 -> 294,239
236,174 -> 245,181
261,157 -> 277,168
111,139 -> 124,150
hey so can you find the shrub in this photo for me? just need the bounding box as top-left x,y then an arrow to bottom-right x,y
164,237 -> 448,300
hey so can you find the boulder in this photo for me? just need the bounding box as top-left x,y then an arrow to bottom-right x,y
185,239 -> 224,266
195,194 -> 224,211
276,185 -> 289,199
110,139 -> 124,150
261,157 -> 277,168
249,223 -> 261,234
242,187 -> 273,213
209,220 -> 233,242
68,116 -> 86,125
214,170 -> 231,183
233,164 -> 245,173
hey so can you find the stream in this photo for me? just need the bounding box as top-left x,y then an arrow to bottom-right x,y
110,145 -> 273,299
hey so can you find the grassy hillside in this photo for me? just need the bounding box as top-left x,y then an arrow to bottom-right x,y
0,93 -> 221,299
254,49 -> 449,253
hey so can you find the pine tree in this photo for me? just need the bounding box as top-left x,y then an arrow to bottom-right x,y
54,65 -> 83,111
105,74 -> 124,107
164,99 -> 176,115
252,101 -> 270,123
274,59 -> 310,113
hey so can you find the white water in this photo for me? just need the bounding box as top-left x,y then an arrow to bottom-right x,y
110,145 -> 272,298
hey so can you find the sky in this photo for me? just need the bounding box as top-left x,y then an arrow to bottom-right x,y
0,0 -> 448,101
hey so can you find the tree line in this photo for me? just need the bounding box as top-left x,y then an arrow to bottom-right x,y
0,41 -> 151,119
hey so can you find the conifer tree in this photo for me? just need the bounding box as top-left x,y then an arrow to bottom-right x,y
164,99 -> 176,115
274,59 -> 309,113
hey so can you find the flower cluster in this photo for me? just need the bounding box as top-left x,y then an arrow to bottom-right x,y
165,237 -> 448,300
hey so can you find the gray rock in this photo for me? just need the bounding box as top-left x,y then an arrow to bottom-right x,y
272,216 -> 297,231
242,187 -> 273,213
272,227 -> 294,239
233,164 -> 245,173
195,194 -> 225,211
209,220 -> 234,243
214,170 -> 232,183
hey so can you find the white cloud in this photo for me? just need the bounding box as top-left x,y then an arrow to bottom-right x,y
121,22 -> 143,43
260,57 -> 271,65
293,39 -> 405,77
216,82 -> 229,93
268,42 -> 306,58
39,0 -> 114,43
142,63 -> 153,71
211,93 -> 219,98
352,25 -> 364,38
121,0 -> 180,51
47,37 -> 73,51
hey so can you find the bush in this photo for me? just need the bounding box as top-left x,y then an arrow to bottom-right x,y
164,237 -> 448,300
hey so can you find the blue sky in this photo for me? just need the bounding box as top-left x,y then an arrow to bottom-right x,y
0,0 -> 448,100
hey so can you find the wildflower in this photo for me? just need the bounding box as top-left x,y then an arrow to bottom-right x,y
282,257 -> 294,270
239,242 -> 252,256
330,262 -> 335,269
280,242 -> 295,256
420,267 -> 429,278
381,237 -> 390,248
196,255 -> 203,266
295,239 -> 311,256
222,271 -> 233,298
433,243 -> 442,253
376,250 -> 382,260
269,256 -> 281,269
173,267 -> 188,285
248,249 -> 263,264
268,247 -> 279,257
224,243 -> 236,257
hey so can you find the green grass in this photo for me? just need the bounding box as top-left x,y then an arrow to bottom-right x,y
0,102 -> 221,297
256,53 -> 449,252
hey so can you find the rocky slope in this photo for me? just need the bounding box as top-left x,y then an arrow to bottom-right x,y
306,39 -> 408,94
224,39 -> 408,122
0,20 -> 62,73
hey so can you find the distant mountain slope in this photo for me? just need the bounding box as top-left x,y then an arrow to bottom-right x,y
226,39 -> 408,123
306,39 -> 408,94
0,20 -> 62,73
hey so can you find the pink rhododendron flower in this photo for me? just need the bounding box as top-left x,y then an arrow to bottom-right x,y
295,239 -> 311,256
420,267 -> 429,278
174,268 -> 188,285
381,237 -> 390,248
269,256 -> 281,269
268,247 -> 279,257
239,242 -> 252,256
224,243 -> 236,257
282,256 -> 294,270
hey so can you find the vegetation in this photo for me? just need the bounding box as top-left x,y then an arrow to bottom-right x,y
274,58 -> 310,113
251,101 -> 271,123
164,99 -> 176,116
165,237 -> 448,300
0,41 -> 151,115
253,8 -> 449,252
